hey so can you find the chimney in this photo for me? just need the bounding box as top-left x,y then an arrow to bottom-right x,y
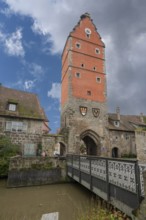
140,113 -> 144,123
116,106 -> 120,121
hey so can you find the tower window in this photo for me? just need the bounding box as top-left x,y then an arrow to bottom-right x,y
75,72 -> 80,78
95,48 -> 100,54
85,28 -> 91,39
76,42 -> 81,48
93,66 -> 96,71
87,91 -> 91,96
96,77 -> 101,83
86,33 -> 90,38
81,63 -> 84,68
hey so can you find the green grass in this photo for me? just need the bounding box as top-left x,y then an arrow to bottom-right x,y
77,199 -> 131,220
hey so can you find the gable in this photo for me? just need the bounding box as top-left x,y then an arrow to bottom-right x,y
70,13 -> 104,47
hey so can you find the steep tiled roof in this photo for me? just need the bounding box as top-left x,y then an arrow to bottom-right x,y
0,85 -> 48,121
108,113 -> 146,131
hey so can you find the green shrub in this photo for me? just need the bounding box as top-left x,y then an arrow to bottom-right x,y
0,136 -> 20,177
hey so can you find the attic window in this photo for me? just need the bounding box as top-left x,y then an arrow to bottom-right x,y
86,33 -> 90,38
114,121 -> 120,127
8,103 -> 17,111
85,28 -> 91,38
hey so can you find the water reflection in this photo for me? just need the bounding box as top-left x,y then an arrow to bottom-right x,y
0,180 -> 93,220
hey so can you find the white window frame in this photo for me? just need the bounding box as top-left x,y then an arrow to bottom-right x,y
114,121 -> 120,127
96,77 -> 101,83
6,121 -> 27,132
8,103 -> 17,111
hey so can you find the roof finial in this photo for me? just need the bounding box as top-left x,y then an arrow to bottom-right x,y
116,106 -> 120,121
80,12 -> 90,19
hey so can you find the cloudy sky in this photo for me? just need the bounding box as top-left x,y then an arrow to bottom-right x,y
0,0 -> 146,133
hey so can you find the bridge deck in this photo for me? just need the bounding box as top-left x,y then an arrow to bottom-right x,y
67,154 -> 144,216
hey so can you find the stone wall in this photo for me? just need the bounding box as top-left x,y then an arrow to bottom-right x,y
61,98 -> 108,155
0,124 -> 65,157
108,130 -> 136,157
7,156 -> 68,187
42,134 -> 65,156
136,131 -> 146,163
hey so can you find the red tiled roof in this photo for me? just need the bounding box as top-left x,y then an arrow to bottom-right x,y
108,113 -> 146,131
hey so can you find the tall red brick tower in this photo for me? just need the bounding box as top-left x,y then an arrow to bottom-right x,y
61,13 -> 108,155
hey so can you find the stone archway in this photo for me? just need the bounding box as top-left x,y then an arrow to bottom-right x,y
60,142 -> 66,156
80,130 -> 101,156
112,147 -> 119,158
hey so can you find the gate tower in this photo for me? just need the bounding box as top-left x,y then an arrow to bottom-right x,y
61,13 -> 108,155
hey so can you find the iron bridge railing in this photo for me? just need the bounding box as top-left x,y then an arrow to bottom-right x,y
67,154 -> 144,212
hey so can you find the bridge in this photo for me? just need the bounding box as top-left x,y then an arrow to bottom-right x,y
67,154 -> 145,217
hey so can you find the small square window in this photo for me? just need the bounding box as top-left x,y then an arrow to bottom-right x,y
8,103 -> 17,111
95,48 -> 100,54
96,77 -> 101,83
75,72 -> 80,78
76,42 -> 81,48
87,91 -> 91,96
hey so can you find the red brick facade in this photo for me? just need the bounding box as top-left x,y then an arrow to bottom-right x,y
61,13 -> 106,106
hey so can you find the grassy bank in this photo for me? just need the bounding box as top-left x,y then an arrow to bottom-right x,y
78,199 -> 131,220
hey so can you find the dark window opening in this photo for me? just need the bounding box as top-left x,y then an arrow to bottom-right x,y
87,91 -> 91,96
76,42 -> 81,48
75,72 -> 80,78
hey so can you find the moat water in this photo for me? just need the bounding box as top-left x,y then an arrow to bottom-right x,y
0,180 -> 93,220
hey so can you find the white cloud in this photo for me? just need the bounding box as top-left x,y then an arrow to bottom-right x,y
2,0 -> 146,115
48,83 -> 61,100
29,63 -> 44,79
3,0 -> 86,54
24,80 -> 35,90
0,28 -> 25,57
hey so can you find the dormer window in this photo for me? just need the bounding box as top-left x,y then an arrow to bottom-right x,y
8,103 -> 17,111
114,121 -> 120,127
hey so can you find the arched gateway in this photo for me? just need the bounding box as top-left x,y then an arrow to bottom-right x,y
80,130 -> 101,156
60,13 -> 108,156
